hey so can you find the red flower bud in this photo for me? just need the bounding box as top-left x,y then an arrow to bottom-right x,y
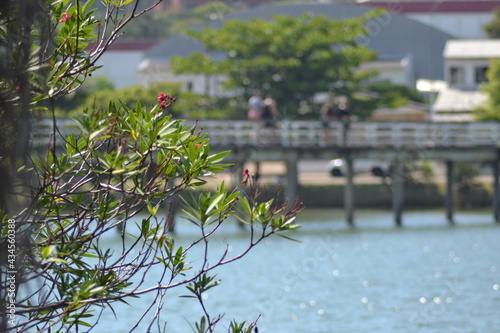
59,12 -> 71,22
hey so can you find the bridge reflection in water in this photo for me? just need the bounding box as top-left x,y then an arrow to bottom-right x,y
36,119 -> 500,226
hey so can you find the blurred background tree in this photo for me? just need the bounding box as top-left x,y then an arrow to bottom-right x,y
171,11 -> 382,118
365,82 -> 425,108
474,59 -> 500,121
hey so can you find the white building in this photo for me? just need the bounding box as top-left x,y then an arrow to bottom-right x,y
90,40 -> 159,89
137,34 -> 229,96
444,39 -> 500,89
431,39 -> 500,121
359,54 -> 415,87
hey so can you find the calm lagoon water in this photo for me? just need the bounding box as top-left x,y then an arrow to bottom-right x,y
93,209 -> 500,333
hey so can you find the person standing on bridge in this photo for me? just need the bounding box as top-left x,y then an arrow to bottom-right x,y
261,94 -> 279,128
337,96 -> 353,146
337,96 -> 351,121
320,99 -> 336,146
247,90 -> 263,121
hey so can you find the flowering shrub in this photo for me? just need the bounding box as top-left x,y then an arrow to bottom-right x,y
0,1 -> 303,332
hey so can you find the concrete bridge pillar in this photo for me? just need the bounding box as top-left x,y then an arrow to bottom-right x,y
234,161 -> 244,187
445,160 -> 455,225
493,159 -> 500,223
344,155 -> 354,227
392,158 -> 404,227
285,153 -> 299,204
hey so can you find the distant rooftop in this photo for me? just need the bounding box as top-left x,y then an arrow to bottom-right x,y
359,0 -> 500,13
444,39 -> 500,58
432,88 -> 487,121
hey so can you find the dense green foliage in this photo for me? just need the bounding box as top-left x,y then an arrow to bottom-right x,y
366,82 -> 425,108
172,11 -> 381,117
475,59 -> 500,121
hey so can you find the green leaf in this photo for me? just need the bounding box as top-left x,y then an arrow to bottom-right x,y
141,218 -> 150,238
47,257 -> 69,264
40,246 -> 56,259
82,0 -> 96,13
238,197 -> 252,216
277,233 -> 301,242
146,203 -> 159,217
89,127 -> 108,141
120,0 -> 135,6
206,193 -> 224,215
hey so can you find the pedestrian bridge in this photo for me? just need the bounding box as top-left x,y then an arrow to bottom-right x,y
198,120 -> 500,149
35,119 -> 500,226
35,119 -> 500,149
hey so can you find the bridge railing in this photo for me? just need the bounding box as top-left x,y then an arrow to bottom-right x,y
197,120 -> 500,148
34,119 -> 500,148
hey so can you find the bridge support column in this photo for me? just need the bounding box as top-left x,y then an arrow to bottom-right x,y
445,160 -> 455,225
255,161 -> 261,180
233,161 -> 246,229
392,158 -> 404,227
493,159 -> 500,223
234,161 -> 244,187
285,154 -> 299,204
344,156 -> 354,227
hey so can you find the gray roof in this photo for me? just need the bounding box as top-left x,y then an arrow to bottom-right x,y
443,39 -> 500,59
145,34 -> 226,61
431,88 -> 487,122
145,2 -> 454,80
432,112 -> 474,122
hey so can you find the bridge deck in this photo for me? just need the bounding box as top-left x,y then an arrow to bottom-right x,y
36,119 -> 500,148
33,119 -> 500,225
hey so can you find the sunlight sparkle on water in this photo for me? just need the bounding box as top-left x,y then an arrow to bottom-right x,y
433,297 -> 443,304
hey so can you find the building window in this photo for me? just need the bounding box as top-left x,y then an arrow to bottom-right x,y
475,66 -> 488,84
449,66 -> 465,84
186,81 -> 193,92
